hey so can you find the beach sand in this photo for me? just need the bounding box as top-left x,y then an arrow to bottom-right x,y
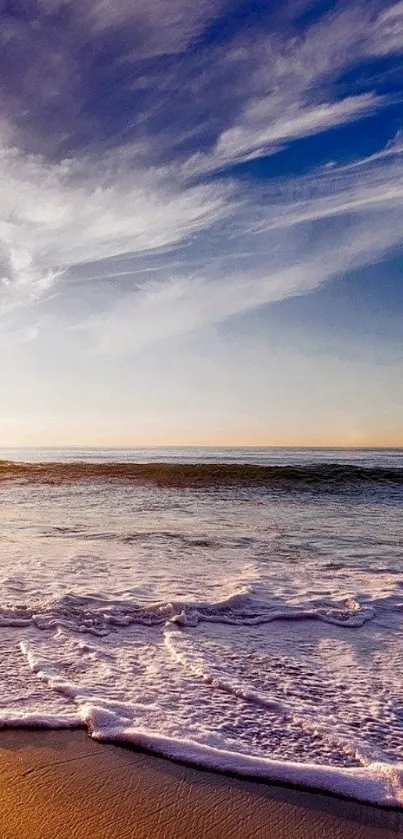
0,730 -> 401,838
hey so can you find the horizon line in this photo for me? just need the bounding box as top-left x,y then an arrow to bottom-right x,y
1,444 -> 402,451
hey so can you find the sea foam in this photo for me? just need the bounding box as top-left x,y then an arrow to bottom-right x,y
0,450 -> 401,807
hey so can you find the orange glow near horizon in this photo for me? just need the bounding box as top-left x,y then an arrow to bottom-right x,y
1,427 -> 402,450
1,410 -> 402,450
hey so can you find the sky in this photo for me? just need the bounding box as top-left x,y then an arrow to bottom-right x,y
0,0 -> 402,447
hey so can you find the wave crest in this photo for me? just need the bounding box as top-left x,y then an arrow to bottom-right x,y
1,459 -> 402,488
0,591 -> 376,635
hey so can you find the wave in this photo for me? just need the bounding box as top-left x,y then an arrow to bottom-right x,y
1,460 -> 402,488
5,635 -> 403,808
93,726 -> 403,808
0,590 -> 400,807
0,591 -> 377,635
4,704 -> 402,807
41,525 -> 223,549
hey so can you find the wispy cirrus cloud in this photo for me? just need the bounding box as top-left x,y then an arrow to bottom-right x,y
38,0 -> 229,57
0,0 -> 402,447
0,137 -> 234,313
80,191 -> 403,355
1,0 -> 401,163
0,0 -> 402,346
185,93 -> 388,175
183,0 -> 403,173
249,140 -> 403,232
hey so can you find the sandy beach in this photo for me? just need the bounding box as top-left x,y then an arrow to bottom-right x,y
0,730 -> 401,839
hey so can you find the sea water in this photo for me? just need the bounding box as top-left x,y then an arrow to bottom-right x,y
0,448 -> 402,805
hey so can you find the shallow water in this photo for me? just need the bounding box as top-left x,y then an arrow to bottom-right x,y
0,448 -> 402,805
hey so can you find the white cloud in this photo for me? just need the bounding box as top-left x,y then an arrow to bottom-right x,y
0,139 -> 234,313
251,146 -> 403,232
80,204 -> 403,355
2,121 -> 403,346
183,1 -> 403,174
194,93 -> 386,174
335,130 -> 403,171
1,0 -> 402,343
37,0 -> 228,58
369,0 -> 403,55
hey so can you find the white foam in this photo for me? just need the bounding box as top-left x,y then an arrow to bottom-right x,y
0,590 -> 380,636
7,619 -> 401,807
11,639 -> 403,806
0,461 -> 401,807
92,725 -> 403,807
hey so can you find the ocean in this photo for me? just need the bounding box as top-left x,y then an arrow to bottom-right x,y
0,447 -> 402,806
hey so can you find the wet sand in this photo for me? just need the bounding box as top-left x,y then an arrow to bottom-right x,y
0,730 -> 401,839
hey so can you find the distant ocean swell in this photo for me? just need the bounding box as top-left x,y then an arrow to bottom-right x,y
1,460 -> 402,487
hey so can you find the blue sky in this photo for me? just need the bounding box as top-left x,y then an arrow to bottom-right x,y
0,0 -> 402,445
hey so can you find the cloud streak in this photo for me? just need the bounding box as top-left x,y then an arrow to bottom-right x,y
0,137 -> 234,312
186,93 -> 388,174
80,201 -> 403,355
0,0 -> 402,349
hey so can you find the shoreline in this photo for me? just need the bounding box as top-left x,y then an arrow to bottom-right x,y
94,724 -> 403,808
0,730 -> 401,839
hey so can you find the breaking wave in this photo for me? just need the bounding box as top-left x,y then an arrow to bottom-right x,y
1,459 -> 402,488
0,591 -> 400,808
0,591 -> 378,635
0,448 -> 401,808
